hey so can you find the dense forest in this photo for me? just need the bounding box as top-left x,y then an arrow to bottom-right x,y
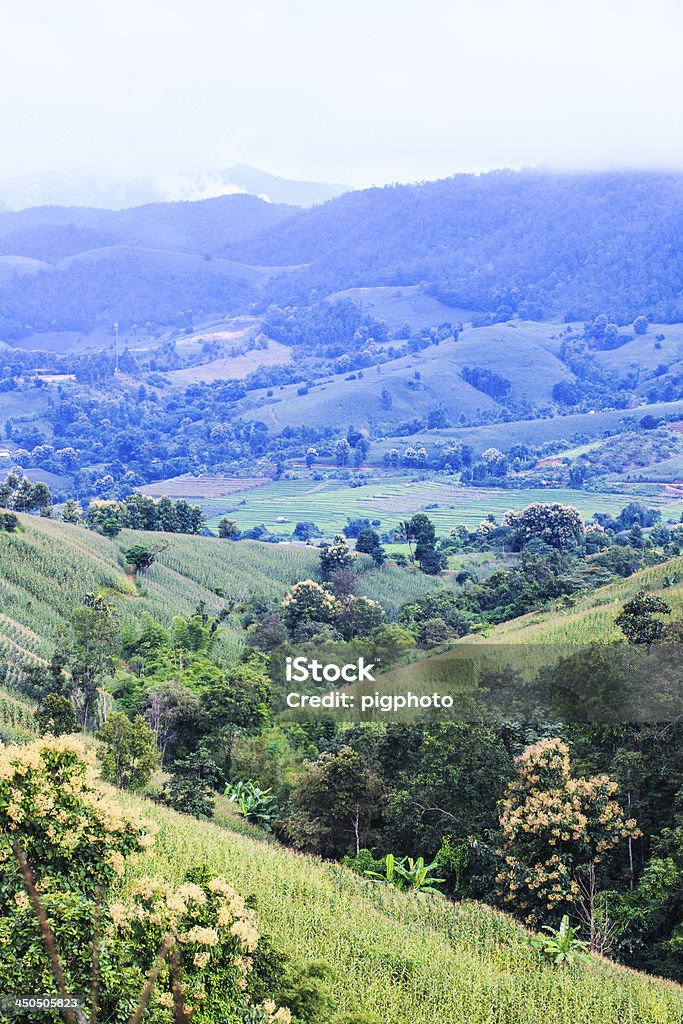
2,171 -> 683,340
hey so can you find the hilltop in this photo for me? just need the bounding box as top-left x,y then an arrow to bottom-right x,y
3,169 -> 683,344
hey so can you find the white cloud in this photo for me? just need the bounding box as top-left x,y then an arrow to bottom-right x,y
0,0 -> 682,191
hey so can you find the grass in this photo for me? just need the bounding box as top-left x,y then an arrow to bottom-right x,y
0,517 -> 446,672
325,284 -> 477,328
465,556 -> 683,645
370,397 -> 683,463
165,339 -> 292,387
0,518 -> 320,669
112,790 -> 683,1024
138,476 -> 271,499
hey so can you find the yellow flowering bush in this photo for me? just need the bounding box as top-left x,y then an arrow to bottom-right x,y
497,738 -> 640,925
0,738 -> 291,1024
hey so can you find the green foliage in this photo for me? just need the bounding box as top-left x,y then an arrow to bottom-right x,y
319,535 -> 353,582
0,472 -> 52,514
616,590 -> 671,645
0,510 -> 19,532
163,748 -> 224,819
97,711 -> 160,790
533,915 -> 590,967
124,543 -> 156,573
227,781 -> 279,831
135,793 -> 683,1024
283,579 -> 340,634
219,516 -> 239,538
502,503 -> 585,552
35,692 -> 76,736
498,738 -> 640,926
365,853 -> 445,894
283,746 -> 384,858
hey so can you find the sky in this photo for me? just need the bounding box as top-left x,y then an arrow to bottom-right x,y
1,0 -> 682,201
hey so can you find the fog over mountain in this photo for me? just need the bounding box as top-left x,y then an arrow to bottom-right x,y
0,164 -> 350,212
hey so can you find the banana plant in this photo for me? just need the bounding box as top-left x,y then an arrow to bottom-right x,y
365,853 -> 444,894
226,780 -> 278,831
533,915 -> 590,967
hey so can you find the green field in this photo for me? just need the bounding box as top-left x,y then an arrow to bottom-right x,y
463,556 -> 683,645
0,516 -> 445,670
0,517 -> 319,672
199,475 -> 682,537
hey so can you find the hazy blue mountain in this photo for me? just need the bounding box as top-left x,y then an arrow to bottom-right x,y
229,169 -> 683,322
0,165 -> 349,212
218,164 -> 349,206
3,169 -> 683,342
0,194 -> 296,263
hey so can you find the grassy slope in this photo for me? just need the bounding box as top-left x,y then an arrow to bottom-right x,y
468,556 -> 683,644
370,398 -> 683,462
116,792 -> 683,1024
0,518 -> 317,672
324,284 -> 478,329
236,324 -> 576,432
0,517 -> 440,670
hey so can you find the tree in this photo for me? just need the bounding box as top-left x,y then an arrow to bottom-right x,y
144,681 -> 204,763
0,737 -> 282,1020
305,447 -> 318,468
319,535 -> 353,582
124,543 -> 156,574
0,472 -> 52,514
497,738 -> 640,927
292,521 -> 322,541
35,693 -> 77,736
85,499 -> 125,538
334,438 -> 351,466
218,516 -> 239,539
283,746 -> 384,857
163,747 -> 224,818
334,594 -> 385,639
0,511 -> 18,532
633,315 -> 649,335
407,513 -> 447,575
64,599 -> 119,729
355,527 -> 381,555
96,712 -> 160,790
503,503 -> 585,552
61,499 -> 83,525
616,591 -> 671,646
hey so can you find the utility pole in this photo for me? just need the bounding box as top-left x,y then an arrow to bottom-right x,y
114,321 -> 120,374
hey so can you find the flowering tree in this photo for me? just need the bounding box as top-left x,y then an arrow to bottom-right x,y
502,503 -> 585,552
0,737 -> 290,1023
497,738 -> 640,929
282,580 -> 340,633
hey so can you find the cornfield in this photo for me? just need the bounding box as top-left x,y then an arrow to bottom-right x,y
115,792 -> 683,1024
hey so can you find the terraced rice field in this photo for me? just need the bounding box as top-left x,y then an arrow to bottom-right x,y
195,476 -> 681,537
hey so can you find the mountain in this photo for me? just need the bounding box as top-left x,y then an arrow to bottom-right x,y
214,163 -> 350,206
3,169 -> 683,343
0,193 -> 296,261
0,165 -> 350,212
227,169 -> 683,322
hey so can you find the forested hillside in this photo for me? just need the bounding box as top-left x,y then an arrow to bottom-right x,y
2,170 -> 683,341
232,170 -> 683,322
